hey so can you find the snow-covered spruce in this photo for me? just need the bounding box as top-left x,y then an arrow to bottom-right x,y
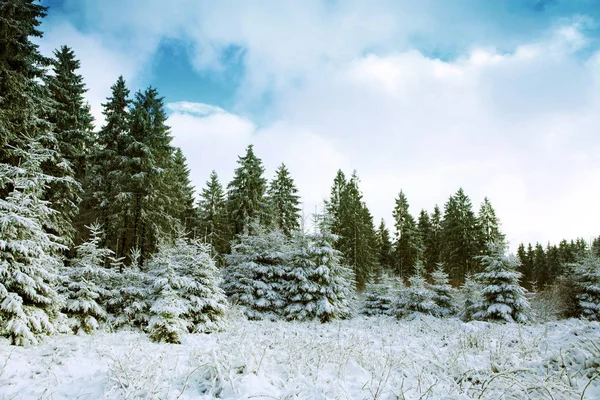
459,272 -> 481,321
572,253 -> 600,320
284,229 -> 353,322
429,263 -> 456,317
362,275 -> 398,316
395,261 -> 436,318
146,238 -> 228,343
61,224 -> 118,334
223,224 -> 289,320
0,142 -> 65,346
472,242 -> 530,323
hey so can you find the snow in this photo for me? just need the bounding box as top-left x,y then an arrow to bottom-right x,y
1,315 -> 598,399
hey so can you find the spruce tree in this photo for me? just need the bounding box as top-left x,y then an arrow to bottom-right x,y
395,261 -> 436,318
267,163 -> 301,236
476,197 -> 505,256
472,242 -> 530,323
392,190 -> 420,278
45,46 -> 95,244
460,272 -> 481,321
441,188 -> 480,284
197,170 -> 230,262
227,145 -> 268,236
0,141 -> 64,345
168,148 -> 197,236
117,87 -> 175,264
362,274 -> 398,316
222,223 -> 289,320
417,209 -> 433,273
88,76 -> 131,253
425,205 -> 444,272
430,263 -> 456,317
61,224 -> 116,333
572,254 -> 600,321
375,219 -> 394,274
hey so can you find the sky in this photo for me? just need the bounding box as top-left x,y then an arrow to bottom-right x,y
36,0 -> 600,249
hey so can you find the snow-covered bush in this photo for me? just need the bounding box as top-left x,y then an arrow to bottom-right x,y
572,254 -> 600,320
0,142 -> 65,345
429,263 -> 456,317
146,238 -> 228,343
362,275 -> 398,316
61,224 -> 117,333
223,224 -> 289,320
472,242 -> 530,323
395,261 -> 436,318
284,228 -> 353,322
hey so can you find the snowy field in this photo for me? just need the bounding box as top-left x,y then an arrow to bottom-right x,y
1,315 -> 599,400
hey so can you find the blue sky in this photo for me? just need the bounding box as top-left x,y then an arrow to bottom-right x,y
37,0 -> 600,248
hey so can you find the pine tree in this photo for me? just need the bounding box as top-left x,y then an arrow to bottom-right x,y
168,148 -> 197,236
476,197 -> 505,256
267,163 -> 301,236
572,254 -> 600,321
375,219 -> 394,275
430,263 -> 456,317
392,190 -> 420,278
61,224 -> 116,333
0,141 -> 65,345
222,223 -> 289,320
44,46 -> 95,245
472,242 -> 530,323
227,145 -> 268,236
283,222 -> 353,322
116,87 -> 176,264
197,170 -> 230,262
441,188 -> 480,284
88,76 -> 131,254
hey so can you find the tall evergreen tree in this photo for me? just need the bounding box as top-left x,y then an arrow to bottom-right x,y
392,190 -> 420,278
417,209 -> 435,274
168,148 -> 197,236
197,170 -> 230,262
87,76 -> 131,253
476,197 -> 505,255
572,253 -> 600,321
375,219 -> 394,274
227,145 -> 268,236
267,163 -> 301,236
116,87 -> 175,264
441,188 -> 480,284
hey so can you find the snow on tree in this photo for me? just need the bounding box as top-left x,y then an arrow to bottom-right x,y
472,242 -> 530,323
283,225 -> 354,322
393,190 -> 420,278
429,263 -> 456,317
267,163 -> 301,236
0,141 -> 65,345
459,272 -> 481,321
223,223 -> 289,320
197,170 -> 230,263
395,261 -> 436,318
572,254 -> 600,321
362,274 -> 398,316
61,224 -> 117,333
476,197 -> 505,257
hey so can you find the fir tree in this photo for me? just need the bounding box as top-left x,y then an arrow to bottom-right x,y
392,190 -> 420,278
88,76 -> 131,254
61,224 -> 116,333
267,163 -> 301,236
0,141 -> 64,345
417,209 -> 433,273
425,205 -> 444,272
441,188 -> 480,284
222,223 -> 289,320
227,145 -> 268,236
395,261 -> 436,318
572,254 -> 600,321
429,263 -> 456,317
197,170 -> 230,262
460,272 -> 481,321
472,242 -> 530,323
362,274 -> 398,316
375,219 -> 394,275
168,148 -> 197,236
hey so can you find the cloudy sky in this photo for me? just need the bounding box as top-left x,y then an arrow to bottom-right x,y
37,0 -> 600,249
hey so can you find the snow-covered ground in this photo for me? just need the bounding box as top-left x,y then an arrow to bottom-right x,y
1,315 -> 599,399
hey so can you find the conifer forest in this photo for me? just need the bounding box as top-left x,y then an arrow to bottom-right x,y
0,1 -> 599,399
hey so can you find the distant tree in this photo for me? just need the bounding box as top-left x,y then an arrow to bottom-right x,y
267,163 -> 301,236
392,190 -> 420,278
472,242 -> 529,323
197,170 -> 230,262
375,219 -> 394,275
417,209 -> 434,273
168,148 -> 197,236
441,188 -> 480,284
227,145 -> 268,235
476,197 -> 504,255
